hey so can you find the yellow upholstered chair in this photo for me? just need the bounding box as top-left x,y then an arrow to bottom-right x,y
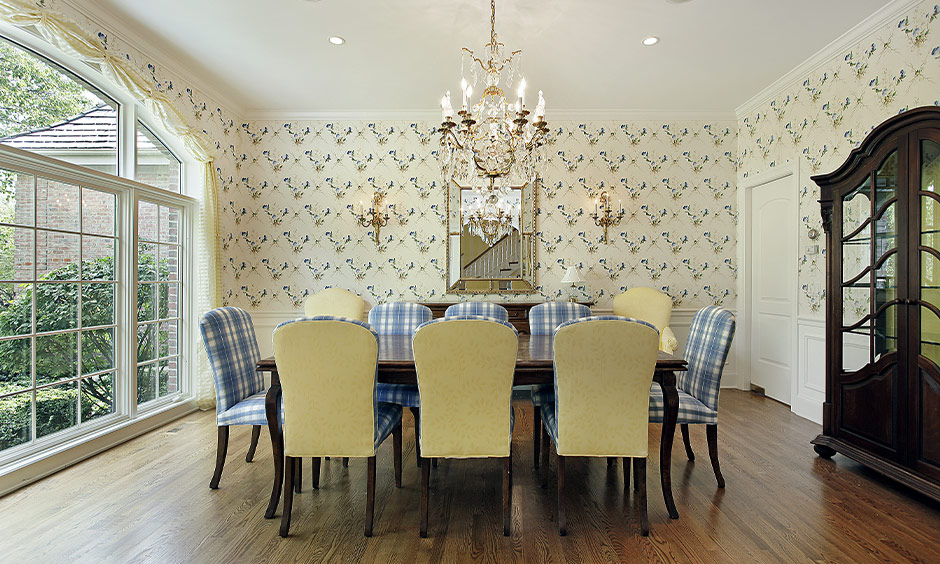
304,287 -> 366,320
612,287 -> 679,354
412,316 -> 518,537
272,316 -> 403,538
540,316 -> 659,536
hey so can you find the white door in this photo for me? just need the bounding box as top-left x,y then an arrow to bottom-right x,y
749,175 -> 796,404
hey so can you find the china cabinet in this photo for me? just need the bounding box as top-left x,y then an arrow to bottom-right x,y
813,106 -> 940,501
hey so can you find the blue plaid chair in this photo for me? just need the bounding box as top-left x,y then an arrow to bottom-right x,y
444,302 -> 509,322
649,306 -> 735,487
200,306 -> 280,489
528,302 -> 591,469
369,302 -> 433,465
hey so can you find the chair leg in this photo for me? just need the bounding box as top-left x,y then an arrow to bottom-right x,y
420,457 -> 431,537
707,424 -> 725,488
209,426 -> 229,489
294,458 -> 302,493
502,455 -> 512,536
622,457 -> 631,492
681,424 -> 695,461
411,407 -> 422,467
540,425 -> 550,489
608,457 -> 616,467
393,423 -> 403,488
557,455 -> 567,536
343,457 -> 349,468
280,455 -> 295,537
311,457 -> 321,490
533,405 -> 541,470
634,457 -> 649,536
246,425 -> 261,462
365,456 -> 376,537
633,458 -> 639,492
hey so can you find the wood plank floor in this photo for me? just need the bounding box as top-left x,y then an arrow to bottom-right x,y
1,390 -> 939,563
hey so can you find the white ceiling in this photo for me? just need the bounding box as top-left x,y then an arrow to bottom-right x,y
77,0 -> 892,116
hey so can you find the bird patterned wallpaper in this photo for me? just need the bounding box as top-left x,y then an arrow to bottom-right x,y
737,0 -> 940,318
217,119 -> 739,311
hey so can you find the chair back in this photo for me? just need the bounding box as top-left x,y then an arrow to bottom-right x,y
444,302 -> 509,322
529,302 -> 591,335
679,306 -> 736,411
368,302 -> 433,335
304,287 -> 366,320
272,317 -> 379,457
413,316 -> 518,458
200,307 -> 263,413
552,316 -> 659,457
612,287 -> 672,332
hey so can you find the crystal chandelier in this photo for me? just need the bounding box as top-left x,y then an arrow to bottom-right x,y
438,0 -> 549,189
462,179 -> 520,245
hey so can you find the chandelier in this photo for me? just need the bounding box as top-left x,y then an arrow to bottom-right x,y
462,178 -> 520,245
438,0 -> 549,189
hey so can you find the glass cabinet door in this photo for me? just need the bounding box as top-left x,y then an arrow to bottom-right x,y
837,149 -> 901,455
916,137 -> 940,476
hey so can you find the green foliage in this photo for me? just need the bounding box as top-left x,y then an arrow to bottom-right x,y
0,253 -> 169,450
0,41 -> 90,138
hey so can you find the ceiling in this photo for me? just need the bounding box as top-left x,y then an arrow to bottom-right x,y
77,0 -> 892,116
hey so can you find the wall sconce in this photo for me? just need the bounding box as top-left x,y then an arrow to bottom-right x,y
589,190 -> 624,244
355,192 -> 390,244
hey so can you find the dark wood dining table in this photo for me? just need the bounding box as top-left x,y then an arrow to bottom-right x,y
256,333 -> 687,520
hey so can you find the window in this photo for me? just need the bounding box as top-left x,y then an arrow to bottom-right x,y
136,200 -> 182,404
0,35 -> 195,468
136,121 -> 181,193
0,38 -> 119,176
0,173 -> 119,450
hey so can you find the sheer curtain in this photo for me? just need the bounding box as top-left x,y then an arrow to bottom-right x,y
0,0 -> 219,408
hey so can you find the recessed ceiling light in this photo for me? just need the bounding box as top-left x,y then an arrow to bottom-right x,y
642,36 -> 660,46
329,36 -> 345,45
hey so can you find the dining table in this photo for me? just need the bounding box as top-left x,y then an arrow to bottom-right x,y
256,333 -> 688,520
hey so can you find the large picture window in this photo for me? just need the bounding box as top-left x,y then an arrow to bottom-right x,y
0,35 -> 195,468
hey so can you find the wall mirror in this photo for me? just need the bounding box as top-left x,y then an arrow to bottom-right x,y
447,178 -> 536,293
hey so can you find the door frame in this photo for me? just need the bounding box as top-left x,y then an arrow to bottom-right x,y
739,163 -> 800,403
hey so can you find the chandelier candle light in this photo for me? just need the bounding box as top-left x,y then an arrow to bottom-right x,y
438,0 -> 549,189
590,190 -> 624,244
355,192 -> 390,244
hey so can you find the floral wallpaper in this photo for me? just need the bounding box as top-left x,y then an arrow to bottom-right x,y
737,0 -> 940,317
218,119 -> 739,311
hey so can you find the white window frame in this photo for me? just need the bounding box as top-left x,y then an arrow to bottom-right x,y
0,24 -> 201,490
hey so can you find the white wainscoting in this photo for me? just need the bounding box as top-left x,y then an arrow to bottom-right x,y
249,306 -> 740,389
793,317 -> 826,423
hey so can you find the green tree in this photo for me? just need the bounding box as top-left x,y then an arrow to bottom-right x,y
0,41 -> 90,138
0,254 -> 169,450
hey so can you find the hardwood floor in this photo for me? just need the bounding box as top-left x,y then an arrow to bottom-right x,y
1,390 -> 939,563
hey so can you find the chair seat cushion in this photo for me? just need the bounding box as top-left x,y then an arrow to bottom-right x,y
217,390 -> 283,426
532,384 -> 718,425
539,403 -> 559,447
374,402 -> 403,448
649,384 -> 718,424
530,384 -> 554,406
375,383 -> 420,407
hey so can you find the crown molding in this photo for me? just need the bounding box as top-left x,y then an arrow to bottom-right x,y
58,0 -> 246,119
242,108 -> 737,123
734,0 -> 924,120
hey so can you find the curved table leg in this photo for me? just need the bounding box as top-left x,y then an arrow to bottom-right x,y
264,381 -> 283,519
659,372 -> 680,520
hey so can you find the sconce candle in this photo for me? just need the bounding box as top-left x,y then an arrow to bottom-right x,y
355,192 -> 391,244
589,190 -> 625,244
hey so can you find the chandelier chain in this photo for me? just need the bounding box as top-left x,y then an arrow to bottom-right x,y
490,0 -> 496,48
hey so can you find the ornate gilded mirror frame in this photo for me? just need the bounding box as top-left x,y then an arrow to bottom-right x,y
446,178 -> 536,294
